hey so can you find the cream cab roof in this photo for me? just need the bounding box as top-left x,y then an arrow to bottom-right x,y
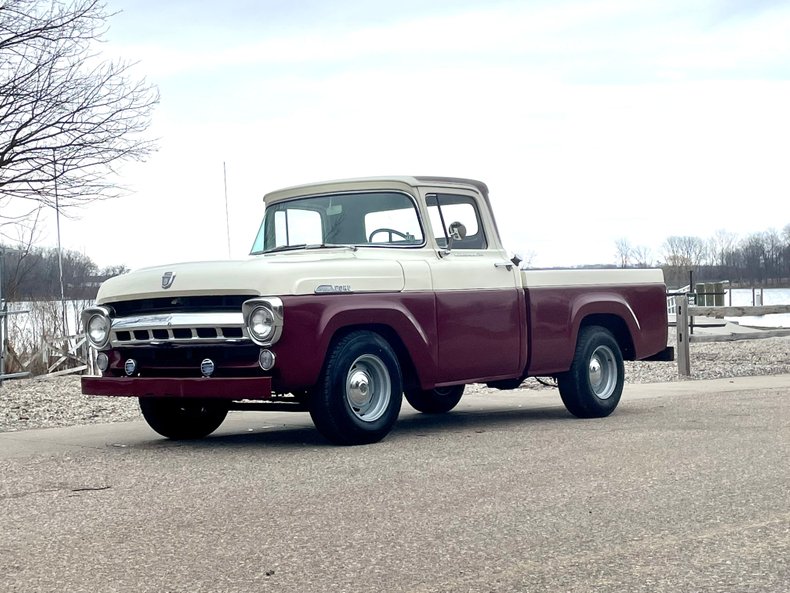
263,176 -> 490,204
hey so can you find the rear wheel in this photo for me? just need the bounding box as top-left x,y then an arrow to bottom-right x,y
139,398 -> 228,439
558,326 -> 624,418
405,385 -> 464,414
309,331 -> 402,445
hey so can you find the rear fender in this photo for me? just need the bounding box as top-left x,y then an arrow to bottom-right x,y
571,295 -> 640,359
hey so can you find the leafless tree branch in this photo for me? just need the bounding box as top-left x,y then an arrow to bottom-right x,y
0,0 -> 158,222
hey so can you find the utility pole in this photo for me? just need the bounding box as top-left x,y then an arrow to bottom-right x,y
223,161 -> 231,259
52,149 -> 68,336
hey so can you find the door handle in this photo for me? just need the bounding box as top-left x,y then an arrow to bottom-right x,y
494,262 -> 514,271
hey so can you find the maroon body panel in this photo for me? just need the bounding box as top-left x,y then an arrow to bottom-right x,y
81,376 -> 272,399
434,289 -> 524,383
272,289 -> 528,392
272,292 -> 439,391
524,283 -> 668,376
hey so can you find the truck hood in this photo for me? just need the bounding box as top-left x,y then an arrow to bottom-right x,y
96,251 -> 406,304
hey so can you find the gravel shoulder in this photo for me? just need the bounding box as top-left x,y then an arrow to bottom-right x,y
2,329 -> 789,433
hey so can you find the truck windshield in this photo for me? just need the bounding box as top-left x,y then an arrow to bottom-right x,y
250,191 -> 425,254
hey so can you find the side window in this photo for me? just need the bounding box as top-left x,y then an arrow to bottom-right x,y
426,194 -> 487,249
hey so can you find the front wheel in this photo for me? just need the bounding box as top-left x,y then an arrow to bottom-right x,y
309,331 -> 403,445
558,326 -> 624,418
405,385 -> 464,414
139,398 -> 228,439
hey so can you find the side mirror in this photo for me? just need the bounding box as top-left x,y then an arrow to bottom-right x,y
510,253 -> 523,268
439,221 -> 467,257
448,221 -> 467,241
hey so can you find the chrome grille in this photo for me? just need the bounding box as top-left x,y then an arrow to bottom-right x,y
110,312 -> 249,347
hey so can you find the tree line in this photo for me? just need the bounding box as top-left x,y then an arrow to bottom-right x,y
0,244 -> 126,301
616,223 -> 790,288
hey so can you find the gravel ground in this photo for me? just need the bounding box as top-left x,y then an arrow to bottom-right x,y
1,329 -> 788,433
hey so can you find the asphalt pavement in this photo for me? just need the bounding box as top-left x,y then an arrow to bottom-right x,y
1,375 -> 788,593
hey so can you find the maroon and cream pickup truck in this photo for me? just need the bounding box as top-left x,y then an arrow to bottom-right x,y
82,176 -> 672,445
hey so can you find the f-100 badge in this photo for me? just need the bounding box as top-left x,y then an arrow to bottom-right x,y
315,284 -> 351,294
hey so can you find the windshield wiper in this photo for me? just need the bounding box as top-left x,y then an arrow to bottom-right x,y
307,243 -> 358,251
263,243 -> 358,254
263,244 -> 307,253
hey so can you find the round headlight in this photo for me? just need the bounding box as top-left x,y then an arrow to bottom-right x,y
249,306 -> 274,341
87,314 -> 110,347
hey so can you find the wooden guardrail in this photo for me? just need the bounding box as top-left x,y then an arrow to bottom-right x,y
674,294 -> 790,376
1,331 -> 89,384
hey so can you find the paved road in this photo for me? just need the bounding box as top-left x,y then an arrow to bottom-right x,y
1,375 -> 788,593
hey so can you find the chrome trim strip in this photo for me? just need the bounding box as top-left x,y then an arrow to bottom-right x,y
112,312 -> 243,330
109,312 -> 249,347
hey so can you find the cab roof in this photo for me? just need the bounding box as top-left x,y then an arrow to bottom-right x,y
263,176 -> 490,204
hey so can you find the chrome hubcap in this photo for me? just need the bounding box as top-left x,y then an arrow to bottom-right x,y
588,345 -> 617,400
345,354 -> 391,422
348,370 -> 371,406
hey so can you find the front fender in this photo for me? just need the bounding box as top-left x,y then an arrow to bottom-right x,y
271,293 -> 437,391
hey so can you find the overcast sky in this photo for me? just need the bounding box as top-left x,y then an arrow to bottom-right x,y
47,0 -> 790,269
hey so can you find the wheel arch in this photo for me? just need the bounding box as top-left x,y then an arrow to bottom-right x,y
570,292 -> 639,361
324,323 -> 423,394
578,313 -> 636,360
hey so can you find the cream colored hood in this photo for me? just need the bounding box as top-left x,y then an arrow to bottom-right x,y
96,251 -> 406,304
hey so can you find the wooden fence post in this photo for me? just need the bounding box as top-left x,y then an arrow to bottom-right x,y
676,294 -> 691,377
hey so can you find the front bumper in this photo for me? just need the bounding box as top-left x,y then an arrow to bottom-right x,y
81,376 -> 273,399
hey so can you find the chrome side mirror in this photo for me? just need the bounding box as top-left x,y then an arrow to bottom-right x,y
439,222 -> 468,257
448,221 -> 467,241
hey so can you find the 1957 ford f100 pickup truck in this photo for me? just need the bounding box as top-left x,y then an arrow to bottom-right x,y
81,176 -> 672,445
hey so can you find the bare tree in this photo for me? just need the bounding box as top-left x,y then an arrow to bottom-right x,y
662,235 -> 707,268
0,0 -> 158,224
614,238 -> 632,268
762,229 -> 783,285
661,235 -> 707,287
783,223 -> 790,280
631,245 -> 652,268
739,233 -> 767,284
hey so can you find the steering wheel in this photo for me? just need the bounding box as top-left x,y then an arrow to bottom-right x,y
368,228 -> 409,243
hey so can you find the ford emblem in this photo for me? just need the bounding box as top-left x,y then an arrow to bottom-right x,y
161,271 -> 176,289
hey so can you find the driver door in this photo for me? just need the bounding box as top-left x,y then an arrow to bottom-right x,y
421,190 -> 524,384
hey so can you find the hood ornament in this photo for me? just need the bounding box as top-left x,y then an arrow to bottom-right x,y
161,271 -> 176,289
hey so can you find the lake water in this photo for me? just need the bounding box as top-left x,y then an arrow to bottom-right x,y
725,288 -> 790,328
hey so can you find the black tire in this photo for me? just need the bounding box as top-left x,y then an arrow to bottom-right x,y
405,385 -> 464,414
139,398 -> 228,439
309,331 -> 402,445
558,326 -> 624,418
